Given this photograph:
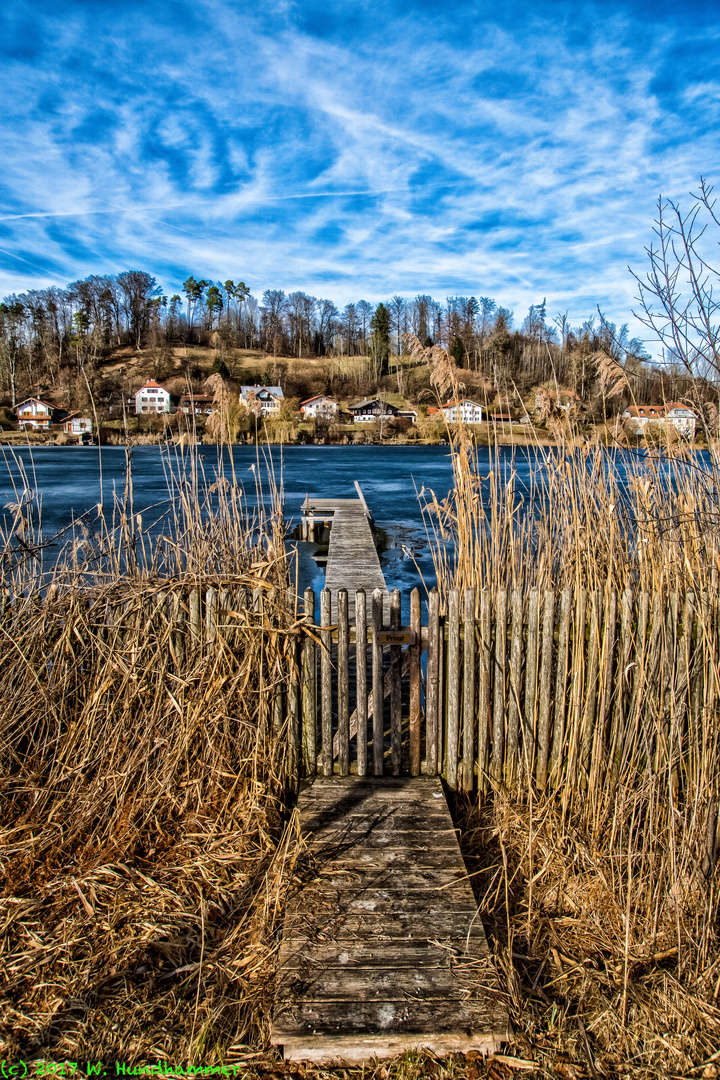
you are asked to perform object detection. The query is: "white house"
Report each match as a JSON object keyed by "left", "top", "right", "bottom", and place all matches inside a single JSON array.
[
  {"left": 16, "top": 397, "right": 54, "bottom": 429},
  {"left": 62, "top": 415, "right": 92, "bottom": 436},
  {"left": 623, "top": 403, "right": 697, "bottom": 439},
  {"left": 240, "top": 385, "right": 284, "bottom": 416},
  {"left": 442, "top": 399, "right": 485, "bottom": 424},
  {"left": 665, "top": 402, "right": 698, "bottom": 438},
  {"left": 300, "top": 394, "right": 338, "bottom": 419},
  {"left": 135, "top": 380, "right": 171, "bottom": 414}
]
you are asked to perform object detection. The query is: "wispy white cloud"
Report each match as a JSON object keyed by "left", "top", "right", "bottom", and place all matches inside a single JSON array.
[{"left": 0, "top": 0, "right": 718, "bottom": 344}]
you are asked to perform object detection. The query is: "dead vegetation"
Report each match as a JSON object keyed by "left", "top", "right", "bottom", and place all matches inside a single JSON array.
[
  {"left": 3, "top": 380, "right": 720, "bottom": 1074},
  {"left": 0, "top": 449, "right": 306, "bottom": 1065}
]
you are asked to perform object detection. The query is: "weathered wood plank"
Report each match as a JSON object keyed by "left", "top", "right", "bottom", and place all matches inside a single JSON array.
[
  {"left": 283, "top": 909, "right": 491, "bottom": 940},
  {"left": 319, "top": 497, "right": 389, "bottom": 621},
  {"left": 273, "top": 777, "right": 506, "bottom": 1063},
  {"left": 280, "top": 937, "right": 482, "bottom": 968}
]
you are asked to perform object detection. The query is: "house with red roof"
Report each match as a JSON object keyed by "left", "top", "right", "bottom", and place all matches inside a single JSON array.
[
  {"left": 135, "top": 380, "right": 171, "bottom": 415},
  {"left": 300, "top": 394, "right": 338, "bottom": 419},
  {"left": 441, "top": 399, "right": 485, "bottom": 424},
  {"left": 623, "top": 403, "right": 697, "bottom": 439}
]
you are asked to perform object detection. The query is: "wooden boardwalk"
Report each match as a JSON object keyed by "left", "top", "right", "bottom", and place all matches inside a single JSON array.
[
  {"left": 302, "top": 488, "right": 389, "bottom": 620},
  {"left": 271, "top": 777, "right": 507, "bottom": 1064}
]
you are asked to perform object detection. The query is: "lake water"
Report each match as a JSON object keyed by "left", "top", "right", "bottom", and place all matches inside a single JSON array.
[
  {"left": 0, "top": 442, "right": 662, "bottom": 603},
  {"left": 0, "top": 444, "right": 524, "bottom": 599}
]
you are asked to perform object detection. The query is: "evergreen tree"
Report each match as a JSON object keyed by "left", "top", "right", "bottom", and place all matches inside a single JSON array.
[{"left": 370, "top": 302, "right": 390, "bottom": 378}]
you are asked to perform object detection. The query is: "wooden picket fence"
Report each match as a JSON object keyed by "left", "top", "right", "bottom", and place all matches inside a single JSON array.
[
  {"left": 287, "top": 583, "right": 719, "bottom": 792},
  {"left": 15, "top": 579, "right": 718, "bottom": 793}
]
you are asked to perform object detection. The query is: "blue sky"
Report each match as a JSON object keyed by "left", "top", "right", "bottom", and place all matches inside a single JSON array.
[{"left": 1, "top": 0, "right": 718, "bottom": 343}]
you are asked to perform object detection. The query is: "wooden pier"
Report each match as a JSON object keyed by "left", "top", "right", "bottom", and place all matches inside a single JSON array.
[
  {"left": 302, "top": 483, "right": 389, "bottom": 620},
  {"left": 272, "top": 777, "right": 507, "bottom": 1064}
]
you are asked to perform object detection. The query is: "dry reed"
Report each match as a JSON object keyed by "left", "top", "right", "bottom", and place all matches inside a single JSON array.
[
  {"left": 402, "top": 330, "right": 720, "bottom": 1076},
  {"left": 0, "top": 447, "right": 304, "bottom": 1066}
]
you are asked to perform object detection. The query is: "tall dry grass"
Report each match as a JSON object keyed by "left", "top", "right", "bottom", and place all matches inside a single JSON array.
[
  {"left": 403, "top": 330, "right": 720, "bottom": 1075},
  {"left": 0, "top": 447, "right": 304, "bottom": 1065}
]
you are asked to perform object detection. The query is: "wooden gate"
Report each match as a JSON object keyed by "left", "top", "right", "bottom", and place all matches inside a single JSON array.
[{"left": 289, "top": 583, "right": 718, "bottom": 792}]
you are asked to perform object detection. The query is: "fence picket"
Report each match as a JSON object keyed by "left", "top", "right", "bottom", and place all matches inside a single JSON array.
[
  {"left": 338, "top": 589, "right": 350, "bottom": 776},
  {"left": 462, "top": 587, "right": 476, "bottom": 791},
  {"left": 321, "top": 588, "right": 332, "bottom": 777},
  {"left": 409, "top": 587, "right": 421, "bottom": 776},
  {"left": 170, "top": 590, "right": 186, "bottom": 670},
  {"left": 390, "top": 589, "right": 402, "bottom": 777},
  {"left": 287, "top": 587, "right": 300, "bottom": 792},
  {"left": 523, "top": 588, "right": 539, "bottom": 780},
  {"left": 356, "top": 590, "right": 368, "bottom": 777},
  {"left": 189, "top": 587, "right": 201, "bottom": 655},
  {"left": 535, "top": 589, "right": 554, "bottom": 788},
  {"left": 478, "top": 588, "right": 492, "bottom": 792},
  {"left": 492, "top": 589, "right": 507, "bottom": 781},
  {"left": 506, "top": 588, "right": 523, "bottom": 782},
  {"left": 426, "top": 589, "right": 440, "bottom": 776},
  {"left": 372, "top": 589, "right": 384, "bottom": 776},
  {"left": 445, "top": 588, "right": 461, "bottom": 790},
  {"left": 550, "top": 587, "right": 572, "bottom": 781},
  {"left": 591, "top": 589, "right": 617, "bottom": 792},
  {"left": 302, "top": 587, "right": 317, "bottom": 776}
]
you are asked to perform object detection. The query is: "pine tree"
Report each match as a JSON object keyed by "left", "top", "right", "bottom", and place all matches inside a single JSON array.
[{"left": 370, "top": 302, "right": 390, "bottom": 378}]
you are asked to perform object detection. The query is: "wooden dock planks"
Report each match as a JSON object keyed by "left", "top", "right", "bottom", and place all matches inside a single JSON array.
[
  {"left": 272, "top": 777, "right": 508, "bottom": 1064},
  {"left": 303, "top": 493, "right": 389, "bottom": 621}
]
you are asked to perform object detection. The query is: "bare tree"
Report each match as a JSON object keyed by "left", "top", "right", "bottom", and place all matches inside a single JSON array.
[{"left": 632, "top": 178, "right": 720, "bottom": 383}]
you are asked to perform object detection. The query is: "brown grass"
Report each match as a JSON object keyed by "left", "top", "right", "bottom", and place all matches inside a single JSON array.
[
  {"left": 400, "top": 329, "right": 720, "bottom": 1077},
  {"left": 0, "top": 450, "right": 306, "bottom": 1065}
]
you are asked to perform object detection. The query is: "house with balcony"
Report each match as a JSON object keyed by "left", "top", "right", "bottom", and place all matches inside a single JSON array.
[
  {"left": 15, "top": 397, "right": 56, "bottom": 429},
  {"left": 240, "top": 385, "right": 284, "bottom": 416},
  {"left": 348, "top": 398, "right": 400, "bottom": 423},
  {"left": 178, "top": 393, "right": 216, "bottom": 415}
]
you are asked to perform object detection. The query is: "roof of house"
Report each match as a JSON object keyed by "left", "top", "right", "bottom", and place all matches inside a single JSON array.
[
  {"left": 179, "top": 393, "right": 215, "bottom": 402},
  {"left": 300, "top": 394, "right": 336, "bottom": 405},
  {"left": 349, "top": 397, "right": 398, "bottom": 410},
  {"left": 241, "top": 384, "right": 283, "bottom": 398},
  {"left": 442, "top": 399, "right": 482, "bottom": 408},
  {"left": 624, "top": 405, "right": 666, "bottom": 418},
  {"left": 137, "top": 380, "right": 166, "bottom": 391},
  {"left": 15, "top": 397, "right": 55, "bottom": 411},
  {"left": 665, "top": 402, "right": 697, "bottom": 414}
]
